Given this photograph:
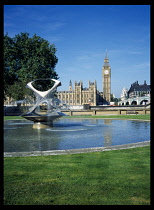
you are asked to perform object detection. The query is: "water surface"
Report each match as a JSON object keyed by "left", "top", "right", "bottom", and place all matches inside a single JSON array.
[{"left": 4, "top": 118, "right": 150, "bottom": 152}]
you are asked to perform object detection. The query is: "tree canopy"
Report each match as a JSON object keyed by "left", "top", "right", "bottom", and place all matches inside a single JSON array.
[{"left": 4, "top": 32, "right": 58, "bottom": 101}]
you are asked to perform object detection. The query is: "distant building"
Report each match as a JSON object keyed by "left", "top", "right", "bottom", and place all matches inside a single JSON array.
[
  {"left": 57, "top": 52, "right": 112, "bottom": 106},
  {"left": 127, "top": 80, "right": 150, "bottom": 98},
  {"left": 121, "top": 87, "right": 128, "bottom": 101},
  {"left": 102, "top": 51, "right": 111, "bottom": 102},
  {"left": 57, "top": 80, "right": 102, "bottom": 106},
  {"left": 119, "top": 80, "right": 151, "bottom": 105}
]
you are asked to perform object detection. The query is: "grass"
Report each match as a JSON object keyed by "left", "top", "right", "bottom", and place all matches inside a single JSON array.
[
  {"left": 4, "top": 116, "right": 23, "bottom": 120},
  {"left": 63, "top": 114, "right": 150, "bottom": 120},
  {"left": 4, "top": 114, "right": 150, "bottom": 121},
  {"left": 4, "top": 146, "right": 150, "bottom": 205}
]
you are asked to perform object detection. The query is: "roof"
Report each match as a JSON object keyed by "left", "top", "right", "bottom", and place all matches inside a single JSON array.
[{"left": 128, "top": 81, "right": 150, "bottom": 94}]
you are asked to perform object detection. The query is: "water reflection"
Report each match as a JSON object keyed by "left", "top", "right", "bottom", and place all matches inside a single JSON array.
[
  {"left": 4, "top": 119, "right": 150, "bottom": 152},
  {"left": 103, "top": 119, "right": 112, "bottom": 147}
]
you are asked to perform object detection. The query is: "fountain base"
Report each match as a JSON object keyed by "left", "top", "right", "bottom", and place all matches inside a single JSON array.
[{"left": 33, "top": 121, "right": 53, "bottom": 129}]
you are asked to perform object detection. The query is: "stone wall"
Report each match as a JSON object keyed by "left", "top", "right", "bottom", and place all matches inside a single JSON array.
[{"left": 61, "top": 107, "right": 150, "bottom": 116}]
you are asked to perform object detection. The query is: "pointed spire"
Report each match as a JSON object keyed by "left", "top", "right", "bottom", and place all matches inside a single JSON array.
[
  {"left": 69, "top": 80, "right": 73, "bottom": 91},
  {"left": 104, "top": 50, "right": 109, "bottom": 66},
  {"left": 105, "top": 49, "right": 108, "bottom": 59},
  {"left": 69, "top": 80, "right": 72, "bottom": 87}
]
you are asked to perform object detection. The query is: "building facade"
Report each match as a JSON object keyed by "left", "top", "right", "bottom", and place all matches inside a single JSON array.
[
  {"left": 57, "top": 80, "right": 100, "bottom": 106},
  {"left": 119, "top": 80, "right": 151, "bottom": 105},
  {"left": 127, "top": 80, "right": 150, "bottom": 98},
  {"left": 120, "top": 87, "right": 128, "bottom": 101}
]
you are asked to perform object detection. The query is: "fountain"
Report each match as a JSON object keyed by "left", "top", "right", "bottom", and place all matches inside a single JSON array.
[
  {"left": 4, "top": 79, "right": 150, "bottom": 156},
  {"left": 22, "top": 78, "right": 66, "bottom": 129}
]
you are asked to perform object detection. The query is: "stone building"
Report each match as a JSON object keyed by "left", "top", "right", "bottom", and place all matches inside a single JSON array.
[
  {"left": 127, "top": 80, "right": 150, "bottom": 98},
  {"left": 120, "top": 87, "right": 128, "bottom": 101},
  {"left": 57, "top": 80, "right": 101, "bottom": 106},
  {"left": 102, "top": 52, "right": 111, "bottom": 102},
  {"left": 119, "top": 80, "right": 151, "bottom": 105}
]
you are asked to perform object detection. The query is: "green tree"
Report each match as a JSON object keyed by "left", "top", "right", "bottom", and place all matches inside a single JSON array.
[{"left": 4, "top": 32, "right": 58, "bottom": 101}]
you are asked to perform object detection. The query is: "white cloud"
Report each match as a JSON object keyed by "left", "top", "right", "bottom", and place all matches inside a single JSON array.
[
  {"left": 39, "top": 21, "right": 66, "bottom": 32},
  {"left": 133, "top": 62, "right": 150, "bottom": 69},
  {"left": 76, "top": 51, "right": 103, "bottom": 61},
  {"left": 128, "top": 51, "right": 143, "bottom": 55}
]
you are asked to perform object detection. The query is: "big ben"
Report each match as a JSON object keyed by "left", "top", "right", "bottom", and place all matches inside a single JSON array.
[{"left": 102, "top": 52, "right": 111, "bottom": 102}]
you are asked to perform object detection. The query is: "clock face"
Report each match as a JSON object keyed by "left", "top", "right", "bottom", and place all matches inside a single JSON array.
[{"left": 104, "top": 70, "right": 109, "bottom": 74}]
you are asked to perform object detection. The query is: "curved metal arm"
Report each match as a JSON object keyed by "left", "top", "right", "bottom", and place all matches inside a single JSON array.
[
  {"left": 26, "top": 79, "right": 61, "bottom": 113},
  {"left": 26, "top": 79, "right": 61, "bottom": 98}
]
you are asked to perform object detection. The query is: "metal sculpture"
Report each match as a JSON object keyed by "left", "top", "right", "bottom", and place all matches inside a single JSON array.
[{"left": 22, "top": 79, "right": 65, "bottom": 125}]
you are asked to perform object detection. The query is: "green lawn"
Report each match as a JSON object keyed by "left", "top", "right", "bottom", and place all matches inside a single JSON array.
[
  {"left": 4, "top": 146, "right": 150, "bottom": 205},
  {"left": 4, "top": 116, "right": 23, "bottom": 120},
  {"left": 63, "top": 114, "right": 150, "bottom": 120},
  {"left": 4, "top": 114, "right": 150, "bottom": 121}
]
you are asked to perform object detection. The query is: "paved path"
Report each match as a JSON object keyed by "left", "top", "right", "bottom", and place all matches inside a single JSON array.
[{"left": 4, "top": 140, "right": 150, "bottom": 157}]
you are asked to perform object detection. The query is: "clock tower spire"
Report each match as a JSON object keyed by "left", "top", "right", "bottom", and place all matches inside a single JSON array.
[{"left": 102, "top": 51, "right": 111, "bottom": 103}]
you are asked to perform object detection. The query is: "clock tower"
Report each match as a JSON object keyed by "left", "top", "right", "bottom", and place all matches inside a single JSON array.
[{"left": 102, "top": 52, "right": 111, "bottom": 102}]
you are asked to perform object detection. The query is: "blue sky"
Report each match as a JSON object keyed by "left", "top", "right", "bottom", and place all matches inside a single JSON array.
[{"left": 4, "top": 5, "right": 150, "bottom": 98}]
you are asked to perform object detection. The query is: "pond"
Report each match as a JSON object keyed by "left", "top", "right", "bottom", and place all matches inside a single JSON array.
[{"left": 4, "top": 118, "right": 150, "bottom": 153}]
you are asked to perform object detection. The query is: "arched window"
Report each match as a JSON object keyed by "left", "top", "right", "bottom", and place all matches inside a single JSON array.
[{"left": 131, "top": 101, "right": 137, "bottom": 105}]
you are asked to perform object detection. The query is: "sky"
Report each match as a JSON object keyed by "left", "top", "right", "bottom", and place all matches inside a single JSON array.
[{"left": 4, "top": 5, "right": 150, "bottom": 98}]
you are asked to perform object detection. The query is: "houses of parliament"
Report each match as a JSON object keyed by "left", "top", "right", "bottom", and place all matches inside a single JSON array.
[{"left": 57, "top": 53, "right": 111, "bottom": 106}]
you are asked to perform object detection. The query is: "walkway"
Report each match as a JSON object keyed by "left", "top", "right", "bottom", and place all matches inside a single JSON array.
[{"left": 4, "top": 140, "right": 150, "bottom": 157}]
